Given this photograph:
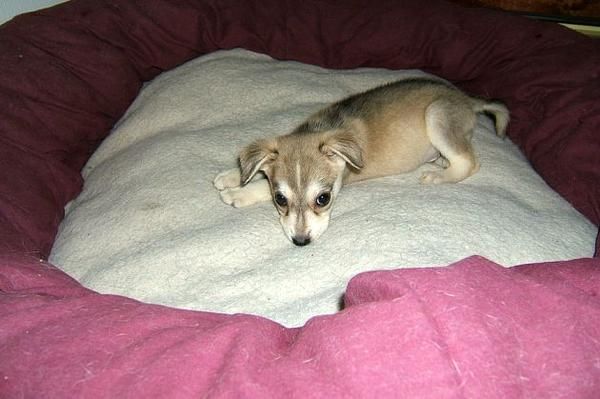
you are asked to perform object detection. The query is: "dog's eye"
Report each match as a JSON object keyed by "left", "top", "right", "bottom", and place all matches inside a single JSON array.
[
  {"left": 315, "top": 192, "right": 331, "bottom": 207},
  {"left": 274, "top": 192, "right": 288, "bottom": 207}
]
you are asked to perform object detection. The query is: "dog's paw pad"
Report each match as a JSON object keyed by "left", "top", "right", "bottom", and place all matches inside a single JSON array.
[{"left": 214, "top": 169, "right": 241, "bottom": 190}]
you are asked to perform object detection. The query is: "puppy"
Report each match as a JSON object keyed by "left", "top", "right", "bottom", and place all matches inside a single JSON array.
[{"left": 214, "top": 77, "right": 509, "bottom": 246}]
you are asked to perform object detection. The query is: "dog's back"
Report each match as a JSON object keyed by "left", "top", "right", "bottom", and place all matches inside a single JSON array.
[
  {"left": 291, "top": 78, "right": 508, "bottom": 183},
  {"left": 293, "top": 78, "right": 452, "bottom": 134}
]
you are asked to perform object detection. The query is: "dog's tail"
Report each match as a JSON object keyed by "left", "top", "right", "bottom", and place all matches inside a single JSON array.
[{"left": 471, "top": 99, "right": 510, "bottom": 137}]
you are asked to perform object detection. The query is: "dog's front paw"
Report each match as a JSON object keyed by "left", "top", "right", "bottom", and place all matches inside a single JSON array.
[
  {"left": 219, "top": 187, "right": 254, "bottom": 208},
  {"left": 214, "top": 168, "right": 241, "bottom": 190}
]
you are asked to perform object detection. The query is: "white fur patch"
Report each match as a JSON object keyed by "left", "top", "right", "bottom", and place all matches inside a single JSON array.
[
  {"left": 306, "top": 182, "right": 326, "bottom": 201},
  {"left": 276, "top": 181, "right": 293, "bottom": 200},
  {"left": 304, "top": 210, "right": 330, "bottom": 241},
  {"left": 281, "top": 212, "right": 297, "bottom": 241}
]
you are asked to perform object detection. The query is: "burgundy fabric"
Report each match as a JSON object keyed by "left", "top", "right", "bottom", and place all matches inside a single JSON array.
[
  {"left": 1, "top": 255, "right": 599, "bottom": 397},
  {"left": 1, "top": 0, "right": 599, "bottom": 397}
]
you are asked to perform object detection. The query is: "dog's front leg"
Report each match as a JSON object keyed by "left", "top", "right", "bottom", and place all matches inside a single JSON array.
[
  {"left": 213, "top": 168, "right": 243, "bottom": 190},
  {"left": 218, "top": 178, "right": 271, "bottom": 208}
]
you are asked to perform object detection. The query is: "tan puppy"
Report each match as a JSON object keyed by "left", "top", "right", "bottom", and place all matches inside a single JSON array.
[{"left": 214, "top": 77, "right": 509, "bottom": 246}]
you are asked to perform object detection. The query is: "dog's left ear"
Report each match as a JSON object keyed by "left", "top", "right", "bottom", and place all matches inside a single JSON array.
[
  {"left": 239, "top": 138, "right": 278, "bottom": 185},
  {"left": 320, "top": 130, "right": 364, "bottom": 170}
]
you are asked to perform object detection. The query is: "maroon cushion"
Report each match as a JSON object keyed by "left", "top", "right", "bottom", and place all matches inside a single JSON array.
[{"left": 1, "top": 0, "right": 599, "bottom": 397}]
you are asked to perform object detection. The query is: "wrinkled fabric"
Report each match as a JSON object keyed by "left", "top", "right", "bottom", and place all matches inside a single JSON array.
[
  {"left": 1, "top": 0, "right": 599, "bottom": 397},
  {"left": 2, "top": 255, "right": 599, "bottom": 397}
]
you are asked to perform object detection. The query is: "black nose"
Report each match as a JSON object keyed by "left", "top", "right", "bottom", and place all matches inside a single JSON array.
[{"left": 292, "top": 236, "right": 311, "bottom": 246}]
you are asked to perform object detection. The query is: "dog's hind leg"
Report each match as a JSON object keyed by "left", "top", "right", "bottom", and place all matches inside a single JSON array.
[
  {"left": 219, "top": 178, "right": 271, "bottom": 208},
  {"left": 420, "top": 98, "right": 479, "bottom": 184}
]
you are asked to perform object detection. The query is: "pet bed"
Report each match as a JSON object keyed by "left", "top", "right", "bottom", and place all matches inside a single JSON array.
[
  {"left": 49, "top": 48, "right": 595, "bottom": 326},
  {"left": 1, "top": 0, "right": 599, "bottom": 397}
]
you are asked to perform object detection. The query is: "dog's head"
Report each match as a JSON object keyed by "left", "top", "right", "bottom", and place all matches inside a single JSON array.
[{"left": 239, "top": 129, "right": 363, "bottom": 246}]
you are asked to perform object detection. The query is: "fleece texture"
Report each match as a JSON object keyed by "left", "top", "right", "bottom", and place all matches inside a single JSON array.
[{"left": 50, "top": 50, "right": 595, "bottom": 327}]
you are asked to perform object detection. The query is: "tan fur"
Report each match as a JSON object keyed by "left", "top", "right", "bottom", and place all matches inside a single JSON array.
[{"left": 214, "top": 78, "right": 509, "bottom": 245}]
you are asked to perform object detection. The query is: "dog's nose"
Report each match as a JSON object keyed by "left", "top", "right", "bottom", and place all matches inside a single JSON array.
[{"left": 292, "top": 236, "right": 311, "bottom": 246}]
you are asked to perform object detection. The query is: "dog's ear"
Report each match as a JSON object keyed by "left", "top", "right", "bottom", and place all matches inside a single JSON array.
[
  {"left": 320, "top": 130, "right": 364, "bottom": 170},
  {"left": 239, "top": 139, "right": 278, "bottom": 185}
]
